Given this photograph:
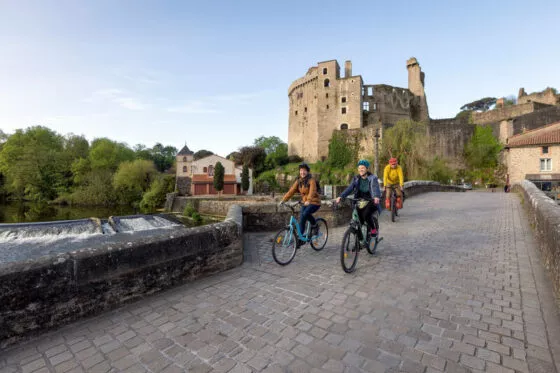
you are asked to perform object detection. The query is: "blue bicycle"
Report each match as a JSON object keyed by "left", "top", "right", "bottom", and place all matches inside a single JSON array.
[{"left": 272, "top": 201, "right": 328, "bottom": 265}]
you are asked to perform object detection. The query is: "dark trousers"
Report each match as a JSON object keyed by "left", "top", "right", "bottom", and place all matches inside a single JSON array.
[
  {"left": 299, "top": 204, "right": 320, "bottom": 236},
  {"left": 357, "top": 201, "right": 378, "bottom": 231}
]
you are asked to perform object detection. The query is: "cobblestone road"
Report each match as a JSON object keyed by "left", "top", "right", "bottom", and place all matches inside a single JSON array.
[{"left": 1, "top": 192, "right": 559, "bottom": 373}]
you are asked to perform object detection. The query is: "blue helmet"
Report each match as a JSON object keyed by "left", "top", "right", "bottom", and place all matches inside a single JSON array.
[{"left": 357, "top": 159, "right": 370, "bottom": 168}]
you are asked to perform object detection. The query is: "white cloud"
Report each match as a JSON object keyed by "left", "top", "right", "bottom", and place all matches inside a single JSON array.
[{"left": 84, "top": 89, "right": 146, "bottom": 111}]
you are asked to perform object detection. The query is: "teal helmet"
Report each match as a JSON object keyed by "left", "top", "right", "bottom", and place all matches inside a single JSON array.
[{"left": 357, "top": 159, "right": 370, "bottom": 168}]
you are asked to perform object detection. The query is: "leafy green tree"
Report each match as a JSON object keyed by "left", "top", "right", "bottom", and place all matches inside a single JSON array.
[
  {"left": 213, "top": 162, "right": 225, "bottom": 197},
  {"left": 89, "top": 138, "right": 135, "bottom": 171},
  {"left": 113, "top": 159, "right": 157, "bottom": 205},
  {"left": 464, "top": 125, "right": 502, "bottom": 184},
  {"left": 194, "top": 149, "right": 214, "bottom": 160},
  {"left": 0, "top": 126, "right": 66, "bottom": 201},
  {"left": 265, "top": 143, "right": 289, "bottom": 168},
  {"left": 380, "top": 120, "right": 429, "bottom": 180},
  {"left": 134, "top": 144, "right": 152, "bottom": 160},
  {"left": 460, "top": 97, "right": 497, "bottom": 112},
  {"left": 238, "top": 146, "right": 267, "bottom": 176},
  {"left": 241, "top": 164, "right": 250, "bottom": 192},
  {"left": 139, "top": 174, "right": 175, "bottom": 212},
  {"left": 328, "top": 131, "right": 357, "bottom": 168},
  {"left": 151, "top": 143, "right": 177, "bottom": 172},
  {"left": 427, "top": 156, "right": 454, "bottom": 184},
  {"left": 254, "top": 136, "right": 285, "bottom": 155},
  {"left": 68, "top": 169, "right": 117, "bottom": 206}
]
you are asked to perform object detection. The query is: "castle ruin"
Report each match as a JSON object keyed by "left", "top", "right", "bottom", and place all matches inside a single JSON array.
[{"left": 287, "top": 58, "right": 429, "bottom": 163}]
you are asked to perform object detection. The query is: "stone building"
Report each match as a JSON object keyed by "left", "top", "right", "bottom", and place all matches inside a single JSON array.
[
  {"left": 504, "top": 121, "right": 560, "bottom": 189},
  {"left": 175, "top": 148, "right": 253, "bottom": 196},
  {"left": 287, "top": 58, "right": 429, "bottom": 162}
]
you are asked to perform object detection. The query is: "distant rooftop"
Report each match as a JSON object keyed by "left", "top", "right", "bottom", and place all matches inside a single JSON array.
[
  {"left": 177, "top": 145, "right": 194, "bottom": 155},
  {"left": 507, "top": 121, "right": 560, "bottom": 147}
]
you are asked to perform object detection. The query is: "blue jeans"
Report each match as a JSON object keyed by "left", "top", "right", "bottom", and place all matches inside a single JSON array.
[{"left": 299, "top": 204, "right": 320, "bottom": 237}]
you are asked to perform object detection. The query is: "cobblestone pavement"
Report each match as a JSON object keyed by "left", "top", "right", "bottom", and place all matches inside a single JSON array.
[{"left": 2, "top": 192, "right": 560, "bottom": 373}]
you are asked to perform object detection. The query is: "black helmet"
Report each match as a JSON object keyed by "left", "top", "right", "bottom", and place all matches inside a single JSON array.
[{"left": 298, "top": 162, "right": 310, "bottom": 172}]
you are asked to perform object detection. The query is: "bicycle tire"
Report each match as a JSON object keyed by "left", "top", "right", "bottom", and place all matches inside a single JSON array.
[
  {"left": 341, "top": 228, "right": 359, "bottom": 273},
  {"left": 391, "top": 195, "right": 396, "bottom": 223},
  {"left": 310, "top": 218, "right": 328, "bottom": 251},
  {"left": 272, "top": 228, "right": 297, "bottom": 265}
]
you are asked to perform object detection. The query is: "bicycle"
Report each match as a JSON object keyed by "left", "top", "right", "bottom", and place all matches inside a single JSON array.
[
  {"left": 384, "top": 187, "right": 400, "bottom": 222},
  {"left": 337, "top": 197, "right": 383, "bottom": 273},
  {"left": 272, "top": 201, "right": 328, "bottom": 265}
]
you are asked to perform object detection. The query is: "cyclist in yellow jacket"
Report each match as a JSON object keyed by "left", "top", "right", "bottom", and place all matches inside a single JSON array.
[{"left": 383, "top": 157, "right": 404, "bottom": 209}]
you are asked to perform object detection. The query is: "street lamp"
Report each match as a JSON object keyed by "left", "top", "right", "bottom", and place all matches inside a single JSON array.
[{"left": 374, "top": 128, "right": 380, "bottom": 176}]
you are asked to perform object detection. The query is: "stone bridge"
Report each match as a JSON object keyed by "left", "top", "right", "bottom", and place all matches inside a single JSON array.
[{"left": 1, "top": 192, "right": 560, "bottom": 373}]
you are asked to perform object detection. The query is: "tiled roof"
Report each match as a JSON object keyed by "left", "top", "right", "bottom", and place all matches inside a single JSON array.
[
  {"left": 507, "top": 121, "right": 560, "bottom": 147},
  {"left": 192, "top": 174, "right": 237, "bottom": 183},
  {"left": 177, "top": 145, "right": 194, "bottom": 155}
]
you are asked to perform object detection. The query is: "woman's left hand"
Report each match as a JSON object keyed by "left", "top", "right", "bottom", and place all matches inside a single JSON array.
[
  {"left": 374, "top": 197, "right": 380, "bottom": 205},
  {"left": 304, "top": 201, "right": 310, "bottom": 206}
]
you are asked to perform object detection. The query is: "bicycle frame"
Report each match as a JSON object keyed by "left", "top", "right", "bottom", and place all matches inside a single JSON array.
[{"left": 283, "top": 203, "right": 313, "bottom": 242}]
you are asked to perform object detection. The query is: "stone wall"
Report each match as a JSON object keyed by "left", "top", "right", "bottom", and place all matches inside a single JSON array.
[
  {"left": 511, "top": 105, "right": 560, "bottom": 134},
  {"left": 428, "top": 118, "right": 474, "bottom": 162},
  {"left": 472, "top": 102, "right": 547, "bottom": 125},
  {"left": 0, "top": 206, "right": 243, "bottom": 348},
  {"left": 513, "top": 180, "right": 560, "bottom": 298},
  {"left": 176, "top": 176, "right": 191, "bottom": 196}
]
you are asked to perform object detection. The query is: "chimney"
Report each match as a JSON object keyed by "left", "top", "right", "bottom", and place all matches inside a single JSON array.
[{"left": 344, "top": 60, "right": 352, "bottom": 78}]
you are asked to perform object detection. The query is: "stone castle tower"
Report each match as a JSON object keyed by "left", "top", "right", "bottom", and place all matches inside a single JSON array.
[{"left": 287, "top": 58, "right": 429, "bottom": 162}]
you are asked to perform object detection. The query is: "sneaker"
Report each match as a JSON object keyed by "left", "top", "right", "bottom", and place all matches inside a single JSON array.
[{"left": 296, "top": 239, "right": 305, "bottom": 249}]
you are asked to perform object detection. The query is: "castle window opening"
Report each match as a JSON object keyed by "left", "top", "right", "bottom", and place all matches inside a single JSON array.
[
  {"left": 295, "top": 110, "right": 298, "bottom": 116},
  {"left": 323, "top": 68, "right": 328, "bottom": 75},
  {"left": 208, "top": 165, "right": 214, "bottom": 176},
  {"left": 324, "top": 79, "right": 330, "bottom": 87},
  {"left": 342, "top": 107, "right": 347, "bottom": 114},
  {"left": 373, "top": 103, "right": 377, "bottom": 111},
  {"left": 203, "top": 167, "right": 208, "bottom": 173},
  {"left": 340, "top": 124, "right": 348, "bottom": 130},
  {"left": 363, "top": 102, "right": 369, "bottom": 111},
  {"left": 326, "top": 105, "right": 329, "bottom": 109},
  {"left": 183, "top": 166, "right": 187, "bottom": 173},
  {"left": 326, "top": 93, "right": 329, "bottom": 98},
  {"left": 368, "top": 87, "right": 373, "bottom": 96},
  {"left": 304, "top": 107, "right": 307, "bottom": 113},
  {"left": 542, "top": 146, "right": 549, "bottom": 154},
  {"left": 540, "top": 158, "right": 552, "bottom": 172},
  {"left": 183, "top": 156, "right": 187, "bottom": 162},
  {"left": 341, "top": 97, "right": 346, "bottom": 103}
]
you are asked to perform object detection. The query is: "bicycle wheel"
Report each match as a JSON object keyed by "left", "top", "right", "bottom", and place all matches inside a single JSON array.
[
  {"left": 391, "top": 196, "right": 396, "bottom": 223},
  {"left": 310, "top": 218, "right": 328, "bottom": 251},
  {"left": 341, "top": 228, "right": 359, "bottom": 273},
  {"left": 272, "top": 228, "right": 297, "bottom": 265}
]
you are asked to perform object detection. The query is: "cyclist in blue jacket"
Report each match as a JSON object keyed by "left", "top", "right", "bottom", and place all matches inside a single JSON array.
[{"left": 336, "top": 159, "right": 382, "bottom": 236}]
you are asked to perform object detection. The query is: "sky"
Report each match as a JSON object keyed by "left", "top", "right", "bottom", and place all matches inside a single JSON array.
[{"left": 0, "top": 0, "right": 559, "bottom": 156}]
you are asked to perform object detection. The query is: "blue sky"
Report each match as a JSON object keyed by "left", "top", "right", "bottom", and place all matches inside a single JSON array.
[{"left": 1, "top": 0, "right": 558, "bottom": 156}]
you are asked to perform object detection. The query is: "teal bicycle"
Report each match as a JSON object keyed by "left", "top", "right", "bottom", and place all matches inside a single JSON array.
[
  {"left": 337, "top": 197, "right": 383, "bottom": 273},
  {"left": 272, "top": 201, "right": 328, "bottom": 265}
]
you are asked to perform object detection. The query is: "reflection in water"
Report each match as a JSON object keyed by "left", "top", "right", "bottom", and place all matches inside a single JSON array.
[{"left": 0, "top": 202, "right": 137, "bottom": 224}]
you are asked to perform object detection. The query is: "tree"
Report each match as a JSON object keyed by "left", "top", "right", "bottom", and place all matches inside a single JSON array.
[
  {"left": 241, "top": 164, "right": 250, "bottom": 193},
  {"left": 139, "top": 174, "right": 175, "bottom": 212},
  {"left": 150, "top": 143, "right": 177, "bottom": 172},
  {"left": 238, "top": 146, "right": 267, "bottom": 176},
  {"left": 464, "top": 125, "right": 502, "bottom": 184},
  {"left": 265, "top": 143, "right": 289, "bottom": 169},
  {"left": 113, "top": 159, "right": 158, "bottom": 205},
  {"left": 0, "top": 126, "right": 66, "bottom": 201},
  {"left": 213, "top": 162, "right": 225, "bottom": 198},
  {"left": 328, "top": 130, "right": 359, "bottom": 168},
  {"left": 194, "top": 149, "right": 214, "bottom": 160},
  {"left": 89, "top": 138, "right": 135, "bottom": 171},
  {"left": 381, "top": 120, "right": 430, "bottom": 180},
  {"left": 460, "top": 97, "right": 497, "bottom": 112},
  {"left": 254, "top": 136, "right": 285, "bottom": 155}
]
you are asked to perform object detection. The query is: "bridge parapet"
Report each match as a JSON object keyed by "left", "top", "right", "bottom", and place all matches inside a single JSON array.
[{"left": 514, "top": 180, "right": 560, "bottom": 297}]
